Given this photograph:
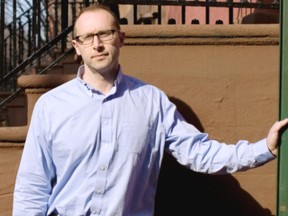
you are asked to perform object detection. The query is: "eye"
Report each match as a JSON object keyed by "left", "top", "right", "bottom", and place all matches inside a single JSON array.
[
  {"left": 98, "top": 31, "right": 109, "bottom": 38},
  {"left": 82, "top": 34, "right": 94, "bottom": 40}
]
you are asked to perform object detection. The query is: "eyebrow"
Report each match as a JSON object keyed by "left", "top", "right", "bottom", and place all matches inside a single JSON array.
[{"left": 78, "top": 28, "right": 115, "bottom": 35}]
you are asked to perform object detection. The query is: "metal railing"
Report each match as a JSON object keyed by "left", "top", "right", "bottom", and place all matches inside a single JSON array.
[
  {"left": 107, "top": 0, "right": 280, "bottom": 25},
  {"left": 0, "top": 0, "right": 99, "bottom": 91}
]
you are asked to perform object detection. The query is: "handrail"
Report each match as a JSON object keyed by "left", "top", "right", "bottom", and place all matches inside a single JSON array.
[
  {"left": 0, "top": 25, "right": 73, "bottom": 85},
  {"left": 0, "top": 47, "right": 75, "bottom": 109},
  {"left": 0, "top": 1, "right": 96, "bottom": 91},
  {"left": 0, "top": 24, "right": 74, "bottom": 110}
]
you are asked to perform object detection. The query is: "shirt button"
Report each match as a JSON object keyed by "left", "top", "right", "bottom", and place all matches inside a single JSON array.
[
  {"left": 90, "top": 205, "right": 99, "bottom": 214},
  {"left": 100, "top": 166, "right": 106, "bottom": 171}
]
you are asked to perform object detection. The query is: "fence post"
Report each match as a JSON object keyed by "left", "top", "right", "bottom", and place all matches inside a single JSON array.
[
  {"left": 61, "top": 0, "right": 68, "bottom": 53},
  {"left": 277, "top": 0, "right": 288, "bottom": 215},
  {"left": 0, "top": 0, "right": 5, "bottom": 79}
]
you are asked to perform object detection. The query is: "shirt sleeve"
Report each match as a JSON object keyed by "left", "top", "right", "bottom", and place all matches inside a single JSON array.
[
  {"left": 13, "top": 98, "right": 55, "bottom": 215},
  {"left": 162, "top": 95, "right": 275, "bottom": 174}
]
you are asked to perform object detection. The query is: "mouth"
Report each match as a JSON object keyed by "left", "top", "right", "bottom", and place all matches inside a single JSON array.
[{"left": 92, "top": 53, "right": 108, "bottom": 60}]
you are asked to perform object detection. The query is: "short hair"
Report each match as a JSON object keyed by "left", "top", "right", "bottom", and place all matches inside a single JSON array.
[{"left": 73, "top": 4, "right": 121, "bottom": 38}]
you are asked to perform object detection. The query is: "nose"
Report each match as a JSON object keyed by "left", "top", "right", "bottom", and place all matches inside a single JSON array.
[{"left": 92, "top": 35, "right": 102, "bottom": 48}]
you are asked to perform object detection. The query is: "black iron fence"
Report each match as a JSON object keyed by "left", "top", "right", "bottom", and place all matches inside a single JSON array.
[
  {"left": 0, "top": 0, "right": 99, "bottom": 91},
  {"left": 105, "top": 0, "right": 280, "bottom": 25}
]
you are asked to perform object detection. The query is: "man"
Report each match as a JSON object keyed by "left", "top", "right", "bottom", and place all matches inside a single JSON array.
[{"left": 13, "top": 4, "right": 288, "bottom": 216}]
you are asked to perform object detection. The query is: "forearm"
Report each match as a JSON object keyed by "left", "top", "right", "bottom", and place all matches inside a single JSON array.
[{"left": 168, "top": 132, "right": 275, "bottom": 174}]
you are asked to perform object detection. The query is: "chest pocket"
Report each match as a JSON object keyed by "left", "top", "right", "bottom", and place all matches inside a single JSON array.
[{"left": 117, "top": 121, "right": 151, "bottom": 155}]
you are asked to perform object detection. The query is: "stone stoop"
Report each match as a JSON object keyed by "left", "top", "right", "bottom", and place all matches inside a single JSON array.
[
  {"left": 0, "top": 142, "right": 24, "bottom": 216},
  {"left": 34, "top": 51, "right": 81, "bottom": 75},
  {"left": 0, "top": 74, "right": 75, "bottom": 216},
  {"left": 0, "top": 51, "right": 80, "bottom": 216},
  {"left": 1, "top": 51, "right": 81, "bottom": 128}
]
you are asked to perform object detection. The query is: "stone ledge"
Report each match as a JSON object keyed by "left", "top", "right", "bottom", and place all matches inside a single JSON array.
[
  {"left": 0, "top": 142, "right": 24, "bottom": 148},
  {"left": 122, "top": 24, "right": 279, "bottom": 45},
  {"left": 17, "top": 74, "right": 76, "bottom": 89},
  {"left": 0, "top": 126, "right": 28, "bottom": 142}
]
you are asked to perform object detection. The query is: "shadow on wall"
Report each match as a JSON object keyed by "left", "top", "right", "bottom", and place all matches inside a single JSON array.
[
  {"left": 154, "top": 97, "right": 274, "bottom": 216},
  {"left": 240, "top": 12, "right": 279, "bottom": 24},
  {"left": 239, "top": 0, "right": 279, "bottom": 24}
]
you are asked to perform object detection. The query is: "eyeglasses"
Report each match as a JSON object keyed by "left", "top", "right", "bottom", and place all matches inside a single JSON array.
[{"left": 74, "top": 29, "right": 116, "bottom": 45}]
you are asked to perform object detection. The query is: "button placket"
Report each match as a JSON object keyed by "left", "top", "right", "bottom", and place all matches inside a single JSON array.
[{"left": 89, "top": 98, "right": 114, "bottom": 214}]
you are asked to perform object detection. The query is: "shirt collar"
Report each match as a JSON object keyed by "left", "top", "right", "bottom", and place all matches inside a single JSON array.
[{"left": 76, "top": 65, "right": 123, "bottom": 97}]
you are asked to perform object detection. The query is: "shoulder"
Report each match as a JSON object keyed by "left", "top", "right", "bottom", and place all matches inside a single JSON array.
[
  {"left": 122, "top": 74, "right": 164, "bottom": 95},
  {"left": 35, "top": 78, "right": 78, "bottom": 106},
  {"left": 121, "top": 73, "right": 171, "bottom": 107}
]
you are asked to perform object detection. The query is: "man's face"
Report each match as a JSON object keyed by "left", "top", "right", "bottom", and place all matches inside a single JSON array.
[{"left": 72, "top": 10, "right": 124, "bottom": 74}]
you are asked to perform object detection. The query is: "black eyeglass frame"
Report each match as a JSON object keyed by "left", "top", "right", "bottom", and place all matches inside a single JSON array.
[{"left": 74, "top": 29, "right": 117, "bottom": 45}]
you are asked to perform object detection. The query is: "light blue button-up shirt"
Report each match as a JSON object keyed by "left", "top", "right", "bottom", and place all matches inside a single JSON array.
[{"left": 13, "top": 65, "right": 274, "bottom": 216}]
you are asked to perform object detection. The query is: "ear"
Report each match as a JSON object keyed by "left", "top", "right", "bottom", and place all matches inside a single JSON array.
[
  {"left": 119, "top": 31, "right": 125, "bottom": 47},
  {"left": 72, "top": 39, "right": 81, "bottom": 56}
]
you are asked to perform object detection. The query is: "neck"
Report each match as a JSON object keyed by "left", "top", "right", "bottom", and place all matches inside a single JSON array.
[{"left": 82, "top": 65, "right": 118, "bottom": 95}]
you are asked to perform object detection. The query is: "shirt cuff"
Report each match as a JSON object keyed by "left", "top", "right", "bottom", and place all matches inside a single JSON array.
[{"left": 251, "top": 138, "right": 275, "bottom": 166}]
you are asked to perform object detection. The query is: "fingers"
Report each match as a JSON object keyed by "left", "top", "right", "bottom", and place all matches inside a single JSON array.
[
  {"left": 266, "top": 118, "right": 288, "bottom": 156},
  {"left": 270, "top": 118, "right": 288, "bottom": 134}
]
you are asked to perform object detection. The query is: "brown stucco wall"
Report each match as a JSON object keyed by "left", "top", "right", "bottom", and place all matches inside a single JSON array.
[
  {"left": 0, "top": 24, "right": 280, "bottom": 215},
  {"left": 120, "top": 24, "right": 280, "bottom": 215}
]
